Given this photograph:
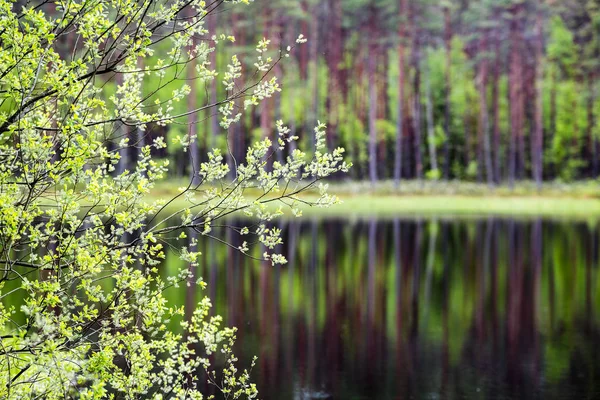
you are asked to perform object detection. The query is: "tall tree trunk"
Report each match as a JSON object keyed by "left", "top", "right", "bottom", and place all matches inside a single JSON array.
[
  {"left": 508, "top": 3, "right": 524, "bottom": 188},
  {"left": 188, "top": 6, "right": 200, "bottom": 184},
  {"left": 326, "top": 0, "right": 343, "bottom": 152},
  {"left": 549, "top": 65, "right": 557, "bottom": 179},
  {"left": 299, "top": 1, "right": 309, "bottom": 80},
  {"left": 378, "top": 51, "right": 389, "bottom": 178},
  {"left": 442, "top": 4, "right": 452, "bottom": 179},
  {"left": 260, "top": 5, "right": 273, "bottom": 142},
  {"left": 285, "top": 23, "right": 298, "bottom": 157},
  {"left": 572, "top": 88, "right": 580, "bottom": 178},
  {"left": 492, "top": 26, "right": 502, "bottom": 183},
  {"left": 425, "top": 49, "right": 438, "bottom": 176},
  {"left": 274, "top": 13, "right": 284, "bottom": 164},
  {"left": 228, "top": 11, "right": 244, "bottom": 180},
  {"left": 308, "top": 1, "right": 320, "bottom": 152},
  {"left": 411, "top": 10, "right": 423, "bottom": 182},
  {"left": 394, "top": 0, "right": 408, "bottom": 186},
  {"left": 478, "top": 31, "right": 493, "bottom": 186},
  {"left": 135, "top": 57, "right": 145, "bottom": 176},
  {"left": 115, "top": 73, "right": 129, "bottom": 176},
  {"left": 355, "top": 58, "right": 367, "bottom": 179},
  {"left": 208, "top": 10, "right": 218, "bottom": 151},
  {"left": 368, "top": 6, "right": 378, "bottom": 183},
  {"left": 464, "top": 90, "right": 472, "bottom": 174},
  {"left": 532, "top": 10, "right": 544, "bottom": 188},
  {"left": 590, "top": 72, "right": 598, "bottom": 178}
]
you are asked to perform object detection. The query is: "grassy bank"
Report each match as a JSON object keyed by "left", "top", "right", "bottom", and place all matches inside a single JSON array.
[{"left": 150, "top": 180, "right": 600, "bottom": 219}]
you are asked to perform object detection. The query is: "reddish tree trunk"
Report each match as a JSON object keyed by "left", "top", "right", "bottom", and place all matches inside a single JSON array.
[
  {"left": 411, "top": 5, "right": 423, "bottom": 181},
  {"left": 299, "top": 1, "right": 309, "bottom": 80},
  {"left": 590, "top": 72, "right": 598, "bottom": 177},
  {"left": 378, "top": 51, "right": 388, "bottom": 177},
  {"left": 394, "top": 0, "right": 408, "bottom": 185},
  {"left": 508, "top": 4, "right": 525, "bottom": 188},
  {"left": 308, "top": 1, "right": 320, "bottom": 150},
  {"left": 442, "top": 5, "right": 452, "bottom": 179},
  {"left": 478, "top": 30, "right": 493, "bottom": 186},
  {"left": 492, "top": 26, "right": 502, "bottom": 183},
  {"left": 549, "top": 67, "right": 557, "bottom": 178},
  {"left": 228, "top": 11, "right": 245, "bottom": 178},
  {"left": 326, "top": 0, "right": 344, "bottom": 151},
  {"left": 208, "top": 10, "right": 218, "bottom": 151},
  {"left": 532, "top": 10, "right": 544, "bottom": 188},
  {"left": 260, "top": 5, "right": 273, "bottom": 156},
  {"left": 368, "top": 5, "right": 378, "bottom": 183},
  {"left": 188, "top": 6, "right": 200, "bottom": 184}
]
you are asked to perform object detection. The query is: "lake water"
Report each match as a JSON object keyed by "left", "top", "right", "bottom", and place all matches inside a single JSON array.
[{"left": 163, "top": 217, "right": 600, "bottom": 400}]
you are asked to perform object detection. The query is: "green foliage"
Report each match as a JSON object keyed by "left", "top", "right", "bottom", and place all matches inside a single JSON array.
[
  {"left": 0, "top": 1, "right": 349, "bottom": 398},
  {"left": 449, "top": 37, "right": 479, "bottom": 146},
  {"left": 547, "top": 16, "right": 577, "bottom": 77}
]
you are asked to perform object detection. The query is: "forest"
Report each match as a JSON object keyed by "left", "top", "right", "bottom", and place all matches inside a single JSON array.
[
  {"left": 102, "top": 0, "right": 600, "bottom": 186},
  {"left": 2, "top": 1, "right": 600, "bottom": 399}
]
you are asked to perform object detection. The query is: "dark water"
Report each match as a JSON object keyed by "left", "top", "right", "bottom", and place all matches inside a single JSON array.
[{"left": 165, "top": 218, "right": 600, "bottom": 400}]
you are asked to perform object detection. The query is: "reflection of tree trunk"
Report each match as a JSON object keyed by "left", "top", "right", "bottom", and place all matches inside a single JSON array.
[
  {"left": 490, "top": 220, "right": 499, "bottom": 354},
  {"left": 394, "top": 218, "right": 403, "bottom": 338},
  {"left": 307, "top": 220, "right": 318, "bottom": 390},
  {"left": 586, "top": 225, "right": 594, "bottom": 330},
  {"left": 271, "top": 224, "right": 283, "bottom": 384},
  {"left": 441, "top": 222, "right": 450, "bottom": 398},
  {"left": 549, "top": 250, "right": 555, "bottom": 332},
  {"left": 411, "top": 221, "right": 422, "bottom": 341},
  {"left": 506, "top": 221, "right": 517, "bottom": 367},
  {"left": 208, "top": 237, "right": 217, "bottom": 314},
  {"left": 324, "top": 222, "right": 341, "bottom": 395},
  {"left": 532, "top": 219, "right": 542, "bottom": 381},
  {"left": 285, "top": 222, "right": 298, "bottom": 380},
  {"left": 423, "top": 219, "right": 438, "bottom": 328},
  {"left": 185, "top": 230, "right": 199, "bottom": 334},
  {"left": 478, "top": 219, "right": 493, "bottom": 346},
  {"left": 226, "top": 226, "right": 238, "bottom": 329},
  {"left": 368, "top": 219, "right": 377, "bottom": 322}
]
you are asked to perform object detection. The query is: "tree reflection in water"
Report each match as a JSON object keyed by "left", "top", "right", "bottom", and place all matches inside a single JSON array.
[{"left": 159, "top": 218, "right": 600, "bottom": 400}]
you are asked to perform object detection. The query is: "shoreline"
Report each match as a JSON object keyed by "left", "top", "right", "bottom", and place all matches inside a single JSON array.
[{"left": 150, "top": 180, "right": 600, "bottom": 220}]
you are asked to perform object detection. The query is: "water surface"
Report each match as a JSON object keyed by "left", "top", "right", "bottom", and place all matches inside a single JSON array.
[{"left": 164, "top": 218, "right": 600, "bottom": 400}]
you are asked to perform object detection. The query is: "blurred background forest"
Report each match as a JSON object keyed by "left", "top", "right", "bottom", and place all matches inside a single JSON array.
[{"left": 84, "top": 0, "right": 600, "bottom": 185}]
